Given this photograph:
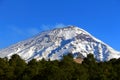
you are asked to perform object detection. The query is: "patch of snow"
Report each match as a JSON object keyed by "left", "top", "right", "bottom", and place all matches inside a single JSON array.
[{"left": 0, "top": 26, "right": 120, "bottom": 62}]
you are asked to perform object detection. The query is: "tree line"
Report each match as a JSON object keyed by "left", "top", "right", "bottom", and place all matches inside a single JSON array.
[{"left": 0, "top": 53, "right": 120, "bottom": 80}]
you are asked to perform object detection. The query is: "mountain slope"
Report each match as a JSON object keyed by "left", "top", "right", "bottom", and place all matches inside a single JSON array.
[{"left": 0, "top": 26, "right": 120, "bottom": 61}]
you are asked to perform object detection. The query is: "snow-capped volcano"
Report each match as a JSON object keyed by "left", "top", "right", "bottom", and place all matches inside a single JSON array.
[{"left": 0, "top": 26, "right": 120, "bottom": 61}]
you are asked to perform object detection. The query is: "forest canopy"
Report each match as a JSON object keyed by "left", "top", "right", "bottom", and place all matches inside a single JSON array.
[{"left": 0, "top": 53, "right": 120, "bottom": 80}]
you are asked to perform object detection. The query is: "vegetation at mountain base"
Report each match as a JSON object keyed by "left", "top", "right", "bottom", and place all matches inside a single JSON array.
[{"left": 0, "top": 53, "right": 120, "bottom": 80}]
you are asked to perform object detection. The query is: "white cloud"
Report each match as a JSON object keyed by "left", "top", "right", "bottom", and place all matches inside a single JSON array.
[
  {"left": 8, "top": 26, "right": 25, "bottom": 36},
  {"left": 8, "top": 26, "right": 40, "bottom": 37},
  {"left": 40, "top": 23, "right": 66, "bottom": 30},
  {"left": 7, "top": 23, "right": 66, "bottom": 37},
  {"left": 40, "top": 24, "right": 51, "bottom": 31},
  {"left": 54, "top": 23, "right": 66, "bottom": 28},
  {"left": 27, "top": 28, "right": 40, "bottom": 35}
]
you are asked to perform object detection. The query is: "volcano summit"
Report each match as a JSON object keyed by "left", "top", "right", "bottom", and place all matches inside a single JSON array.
[{"left": 0, "top": 26, "right": 120, "bottom": 62}]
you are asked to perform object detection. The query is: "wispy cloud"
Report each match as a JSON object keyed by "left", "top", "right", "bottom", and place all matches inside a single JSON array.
[
  {"left": 7, "top": 26, "right": 25, "bottom": 36},
  {"left": 27, "top": 28, "right": 40, "bottom": 35},
  {"left": 54, "top": 23, "right": 66, "bottom": 28},
  {"left": 7, "top": 26, "right": 40, "bottom": 37},
  {"left": 7, "top": 23, "right": 66, "bottom": 37},
  {"left": 40, "top": 24, "right": 51, "bottom": 31},
  {"left": 40, "top": 23, "right": 66, "bottom": 30}
]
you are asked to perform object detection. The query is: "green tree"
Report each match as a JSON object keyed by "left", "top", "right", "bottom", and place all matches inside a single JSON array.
[{"left": 9, "top": 54, "right": 26, "bottom": 80}]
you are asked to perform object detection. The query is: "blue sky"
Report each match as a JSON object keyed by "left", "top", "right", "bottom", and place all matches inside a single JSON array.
[{"left": 0, "top": 0, "right": 120, "bottom": 51}]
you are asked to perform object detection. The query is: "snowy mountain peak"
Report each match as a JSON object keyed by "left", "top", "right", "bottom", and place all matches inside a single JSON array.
[{"left": 0, "top": 26, "right": 120, "bottom": 62}]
